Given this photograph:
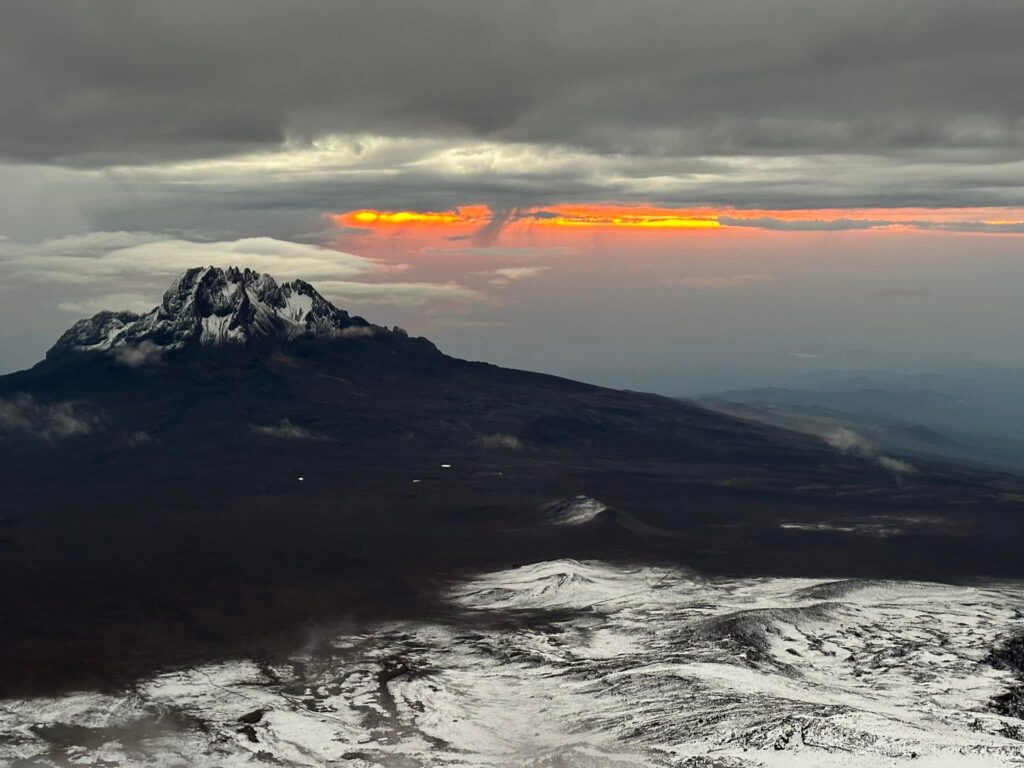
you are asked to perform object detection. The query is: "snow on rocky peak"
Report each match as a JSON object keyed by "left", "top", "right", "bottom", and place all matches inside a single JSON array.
[{"left": 48, "top": 266, "right": 398, "bottom": 358}]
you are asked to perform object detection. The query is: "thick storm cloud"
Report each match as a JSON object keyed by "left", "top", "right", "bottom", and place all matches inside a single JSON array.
[
  {"left": 2, "top": 0, "right": 1022, "bottom": 170},
  {"left": 0, "top": 0, "right": 1022, "bottom": 222}
]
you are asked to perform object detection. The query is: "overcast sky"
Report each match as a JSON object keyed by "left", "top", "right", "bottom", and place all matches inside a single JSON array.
[{"left": 2, "top": 1, "right": 1023, "bottom": 391}]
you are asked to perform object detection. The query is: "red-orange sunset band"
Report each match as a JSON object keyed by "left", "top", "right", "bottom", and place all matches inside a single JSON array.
[{"left": 332, "top": 205, "right": 1024, "bottom": 234}]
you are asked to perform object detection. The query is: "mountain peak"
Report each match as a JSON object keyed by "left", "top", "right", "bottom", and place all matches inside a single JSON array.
[{"left": 48, "top": 266, "right": 399, "bottom": 358}]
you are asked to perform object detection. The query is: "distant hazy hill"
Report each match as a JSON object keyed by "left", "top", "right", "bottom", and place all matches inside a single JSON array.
[{"left": 702, "top": 367, "right": 1024, "bottom": 471}]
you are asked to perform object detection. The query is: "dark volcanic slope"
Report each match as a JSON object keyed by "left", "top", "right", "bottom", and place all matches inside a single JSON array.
[{"left": 2, "top": 268, "right": 1023, "bottom": 695}]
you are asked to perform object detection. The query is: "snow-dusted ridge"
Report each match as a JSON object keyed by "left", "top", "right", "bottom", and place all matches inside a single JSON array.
[
  {"left": 8, "top": 560, "right": 1024, "bottom": 766},
  {"left": 47, "top": 266, "right": 404, "bottom": 358}
]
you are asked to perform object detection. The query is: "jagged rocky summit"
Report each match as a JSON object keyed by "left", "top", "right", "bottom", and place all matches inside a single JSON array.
[{"left": 48, "top": 266, "right": 406, "bottom": 358}]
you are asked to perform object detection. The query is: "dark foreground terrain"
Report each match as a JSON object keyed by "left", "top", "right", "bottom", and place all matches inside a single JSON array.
[
  {"left": 1, "top": 266, "right": 1023, "bottom": 703},
  {"left": 3, "top": 328, "right": 1024, "bottom": 699}
]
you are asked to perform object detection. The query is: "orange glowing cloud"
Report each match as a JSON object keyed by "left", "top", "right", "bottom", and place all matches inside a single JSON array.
[
  {"left": 334, "top": 206, "right": 491, "bottom": 229},
  {"left": 329, "top": 204, "right": 1024, "bottom": 239},
  {"left": 347, "top": 210, "right": 460, "bottom": 226},
  {"left": 524, "top": 205, "right": 720, "bottom": 229}
]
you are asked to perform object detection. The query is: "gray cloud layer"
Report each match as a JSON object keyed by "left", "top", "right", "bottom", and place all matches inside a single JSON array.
[
  {"left": 2, "top": 1, "right": 1022, "bottom": 175},
  {"left": 0, "top": 1, "right": 1022, "bottom": 243}
]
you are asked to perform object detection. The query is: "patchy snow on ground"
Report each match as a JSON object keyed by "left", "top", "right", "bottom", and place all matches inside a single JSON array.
[{"left": 5, "top": 560, "right": 1024, "bottom": 766}]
